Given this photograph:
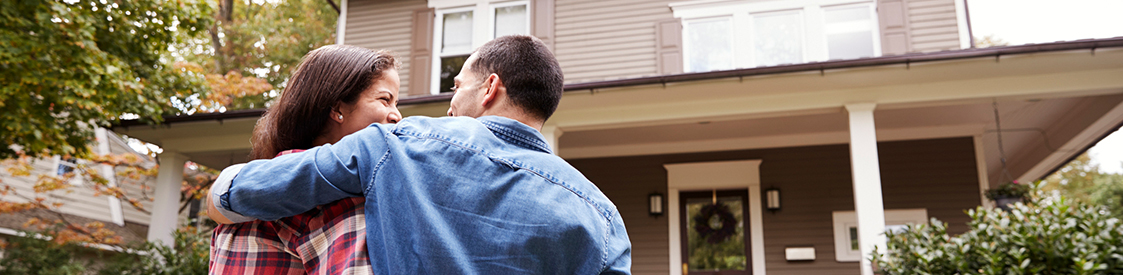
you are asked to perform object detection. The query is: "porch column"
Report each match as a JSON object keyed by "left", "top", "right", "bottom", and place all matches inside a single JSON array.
[
  {"left": 845, "top": 103, "right": 887, "bottom": 275},
  {"left": 541, "top": 125, "right": 564, "bottom": 155},
  {"left": 147, "top": 151, "right": 187, "bottom": 247}
]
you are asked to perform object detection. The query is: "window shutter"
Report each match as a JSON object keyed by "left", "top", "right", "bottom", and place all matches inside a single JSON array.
[
  {"left": 656, "top": 19, "right": 683, "bottom": 75},
  {"left": 877, "top": 0, "right": 911, "bottom": 55},
  {"left": 532, "top": 0, "right": 556, "bottom": 52},
  {"left": 409, "top": 8, "right": 435, "bottom": 96}
]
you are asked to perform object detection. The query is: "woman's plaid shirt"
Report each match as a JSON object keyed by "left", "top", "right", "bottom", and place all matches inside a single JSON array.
[{"left": 209, "top": 150, "right": 372, "bottom": 275}]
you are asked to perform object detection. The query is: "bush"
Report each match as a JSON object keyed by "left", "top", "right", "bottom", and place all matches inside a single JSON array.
[
  {"left": 0, "top": 228, "right": 209, "bottom": 275},
  {"left": 0, "top": 229, "right": 88, "bottom": 275},
  {"left": 98, "top": 228, "right": 210, "bottom": 275},
  {"left": 874, "top": 184, "right": 1123, "bottom": 275}
]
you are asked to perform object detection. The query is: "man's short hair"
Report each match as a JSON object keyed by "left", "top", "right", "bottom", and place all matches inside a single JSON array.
[{"left": 471, "top": 35, "right": 563, "bottom": 121}]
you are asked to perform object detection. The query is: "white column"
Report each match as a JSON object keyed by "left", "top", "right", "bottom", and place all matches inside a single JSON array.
[
  {"left": 147, "top": 151, "right": 187, "bottom": 247},
  {"left": 845, "top": 103, "right": 887, "bottom": 275},
  {"left": 540, "top": 125, "right": 564, "bottom": 155},
  {"left": 336, "top": 0, "right": 348, "bottom": 45},
  {"left": 95, "top": 128, "right": 125, "bottom": 226}
]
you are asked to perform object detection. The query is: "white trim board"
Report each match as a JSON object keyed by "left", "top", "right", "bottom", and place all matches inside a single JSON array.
[
  {"left": 664, "top": 160, "right": 765, "bottom": 275},
  {"left": 562, "top": 124, "right": 985, "bottom": 159}
]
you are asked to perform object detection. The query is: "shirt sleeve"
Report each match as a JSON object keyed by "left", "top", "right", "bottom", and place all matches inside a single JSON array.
[
  {"left": 219, "top": 124, "right": 393, "bottom": 221},
  {"left": 601, "top": 212, "right": 633, "bottom": 275}
]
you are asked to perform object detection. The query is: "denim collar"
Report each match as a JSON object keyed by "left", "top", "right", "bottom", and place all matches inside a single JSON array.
[{"left": 477, "top": 116, "right": 552, "bottom": 155}]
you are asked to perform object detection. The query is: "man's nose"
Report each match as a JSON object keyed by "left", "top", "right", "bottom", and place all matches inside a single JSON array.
[{"left": 447, "top": 108, "right": 454, "bottom": 117}]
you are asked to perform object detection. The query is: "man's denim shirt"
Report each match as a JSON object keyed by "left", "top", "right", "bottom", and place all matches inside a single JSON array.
[{"left": 211, "top": 116, "right": 632, "bottom": 274}]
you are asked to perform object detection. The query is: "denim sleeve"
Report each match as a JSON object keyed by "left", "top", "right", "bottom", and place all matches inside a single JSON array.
[
  {"left": 223, "top": 124, "right": 392, "bottom": 221},
  {"left": 601, "top": 212, "right": 633, "bottom": 275}
]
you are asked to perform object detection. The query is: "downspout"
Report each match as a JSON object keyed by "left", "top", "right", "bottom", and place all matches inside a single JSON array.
[{"left": 964, "top": 0, "right": 975, "bottom": 48}]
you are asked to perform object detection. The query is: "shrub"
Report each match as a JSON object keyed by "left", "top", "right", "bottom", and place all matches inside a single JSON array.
[{"left": 874, "top": 184, "right": 1123, "bottom": 275}]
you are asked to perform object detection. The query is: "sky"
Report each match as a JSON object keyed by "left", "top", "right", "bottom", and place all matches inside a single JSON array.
[{"left": 969, "top": 0, "right": 1123, "bottom": 174}]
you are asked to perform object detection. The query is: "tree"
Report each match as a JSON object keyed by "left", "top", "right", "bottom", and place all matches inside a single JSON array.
[
  {"left": 172, "top": 0, "right": 339, "bottom": 113},
  {"left": 0, "top": 0, "right": 213, "bottom": 159},
  {"left": 975, "top": 34, "right": 1009, "bottom": 48},
  {"left": 1043, "top": 153, "right": 1123, "bottom": 218}
]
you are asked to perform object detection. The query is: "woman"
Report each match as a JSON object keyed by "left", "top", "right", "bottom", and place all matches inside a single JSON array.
[{"left": 209, "top": 45, "right": 401, "bottom": 275}]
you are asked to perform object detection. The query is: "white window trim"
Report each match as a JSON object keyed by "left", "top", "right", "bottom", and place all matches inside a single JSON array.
[
  {"left": 672, "top": 0, "right": 881, "bottom": 72},
  {"left": 665, "top": 160, "right": 766, "bottom": 275},
  {"left": 831, "top": 208, "right": 928, "bottom": 262},
  {"left": 52, "top": 155, "right": 82, "bottom": 186},
  {"left": 681, "top": 16, "right": 735, "bottom": 73},
  {"left": 429, "top": 0, "right": 530, "bottom": 95}
]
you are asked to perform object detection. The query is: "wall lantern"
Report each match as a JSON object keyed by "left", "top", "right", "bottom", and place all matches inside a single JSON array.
[
  {"left": 765, "top": 188, "right": 781, "bottom": 212},
  {"left": 649, "top": 193, "right": 664, "bottom": 217}
]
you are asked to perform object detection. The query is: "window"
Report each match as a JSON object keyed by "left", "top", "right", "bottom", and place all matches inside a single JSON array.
[
  {"left": 673, "top": 0, "right": 881, "bottom": 72},
  {"left": 683, "top": 17, "right": 734, "bottom": 73},
  {"left": 432, "top": 0, "right": 529, "bottom": 94},
  {"left": 831, "top": 209, "right": 928, "bottom": 262},
  {"left": 56, "top": 156, "right": 76, "bottom": 176}
]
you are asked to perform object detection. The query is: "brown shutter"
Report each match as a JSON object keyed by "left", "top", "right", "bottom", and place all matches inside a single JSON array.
[
  {"left": 409, "top": 8, "right": 435, "bottom": 96},
  {"left": 877, "top": 0, "right": 911, "bottom": 55},
  {"left": 655, "top": 19, "right": 683, "bottom": 75},
  {"left": 532, "top": 0, "right": 556, "bottom": 52}
]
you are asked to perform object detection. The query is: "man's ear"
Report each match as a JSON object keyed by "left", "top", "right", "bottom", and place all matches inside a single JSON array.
[{"left": 480, "top": 73, "right": 503, "bottom": 108}]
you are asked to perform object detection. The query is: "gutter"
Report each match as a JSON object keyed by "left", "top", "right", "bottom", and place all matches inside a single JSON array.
[{"left": 114, "top": 37, "right": 1123, "bottom": 127}]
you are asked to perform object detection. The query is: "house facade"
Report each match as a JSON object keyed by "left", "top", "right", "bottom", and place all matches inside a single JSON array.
[
  {"left": 0, "top": 128, "right": 157, "bottom": 245},
  {"left": 113, "top": 0, "right": 1123, "bottom": 274}
]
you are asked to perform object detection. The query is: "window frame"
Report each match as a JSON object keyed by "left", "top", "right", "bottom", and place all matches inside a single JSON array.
[
  {"left": 52, "top": 155, "right": 83, "bottom": 186},
  {"left": 831, "top": 208, "right": 928, "bottom": 262},
  {"left": 672, "top": 0, "right": 881, "bottom": 72},
  {"left": 682, "top": 16, "right": 736, "bottom": 73},
  {"left": 430, "top": 0, "right": 530, "bottom": 95}
]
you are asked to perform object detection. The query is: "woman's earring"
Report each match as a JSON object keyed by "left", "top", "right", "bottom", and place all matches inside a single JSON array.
[{"left": 338, "top": 114, "right": 344, "bottom": 120}]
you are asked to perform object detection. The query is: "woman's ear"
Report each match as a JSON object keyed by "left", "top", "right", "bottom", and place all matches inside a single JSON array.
[{"left": 330, "top": 102, "right": 346, "bottom": 123}]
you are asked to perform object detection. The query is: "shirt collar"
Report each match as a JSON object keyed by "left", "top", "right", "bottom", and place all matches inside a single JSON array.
[{"left": 477, "top": 116, "right": 553, "bottom": 154}]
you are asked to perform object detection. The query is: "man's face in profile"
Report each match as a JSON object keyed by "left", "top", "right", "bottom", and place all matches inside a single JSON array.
[{"left": 447, "top": 53, "right": 484, "bottom": 118}]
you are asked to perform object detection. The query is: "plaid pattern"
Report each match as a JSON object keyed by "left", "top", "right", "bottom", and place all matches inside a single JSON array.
[
  {"left": 210, "top": 149, "right": 372, "bottom": 275},
  {"left": 210, "top": 197, "right": 371, "bottom": 275}
]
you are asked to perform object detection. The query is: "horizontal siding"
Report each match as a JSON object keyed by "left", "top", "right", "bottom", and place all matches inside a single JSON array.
[
  {"left": 345, "top": 0, "right": 424, "bottom": 94},
  {"left": 0, "top": 158, "right": 116, "bottom": 224},
  {"left": 907, "top": 0, "right": 961, "bottom": 52},
  {"left": 555, "top": 0, "right": 677, "bottom": 84},
  {"left": 569, "top": 137, "right": 981, "bottom": 275}
]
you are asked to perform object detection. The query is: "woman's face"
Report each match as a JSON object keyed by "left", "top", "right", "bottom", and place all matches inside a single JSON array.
[{"left": 337, "top": 69, "right": 402, "bottom": 137}]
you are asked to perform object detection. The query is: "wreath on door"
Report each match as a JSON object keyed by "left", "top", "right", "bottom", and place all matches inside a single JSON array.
[{"left": 692, "top": 203, "right": 738, "bottom": 244}]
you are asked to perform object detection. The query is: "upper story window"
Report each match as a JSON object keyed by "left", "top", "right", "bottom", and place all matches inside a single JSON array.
[
  {"left": 431, "top": 0, "right": 530, "bottom": 94},
  {"left": 673, "top": 0, "right": 881, "bottom": 73},
  {"left": 56, "top": 156, "right": 76, "bottom": 176}
]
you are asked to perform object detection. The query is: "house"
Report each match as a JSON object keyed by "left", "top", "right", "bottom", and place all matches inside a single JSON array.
[
  {"left": 113, "top": 0, "right": 1123, "bottom": 274},
  {"left": 0, "top": 128, "right": 158, "bottom": 246}
]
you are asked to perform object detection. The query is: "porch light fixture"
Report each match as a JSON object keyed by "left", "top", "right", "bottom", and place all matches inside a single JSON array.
[
  {"left": 649, "top": 193, "right": 664, "bottom": 217},
  {"left": 765, "top": 188, "right": 781, "bottom": 212}
]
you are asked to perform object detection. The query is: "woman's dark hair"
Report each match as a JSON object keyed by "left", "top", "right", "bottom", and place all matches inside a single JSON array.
[{"left": 250, "top": 45, "right": 398, "bottom": 160}]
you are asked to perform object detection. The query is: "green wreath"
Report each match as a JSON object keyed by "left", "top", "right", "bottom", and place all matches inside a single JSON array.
[{"left": 692, "top": 203, "right": 737, "bottom": 244}]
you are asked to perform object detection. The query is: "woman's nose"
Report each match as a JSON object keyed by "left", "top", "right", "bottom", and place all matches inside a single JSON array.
[{"left": 387, "top": 109, "right": 402, "bottom": 123}]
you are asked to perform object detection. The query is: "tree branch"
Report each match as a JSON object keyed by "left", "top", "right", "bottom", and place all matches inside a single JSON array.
[{"left": 324, "top": 0, "right": 340, "bottom": 14}]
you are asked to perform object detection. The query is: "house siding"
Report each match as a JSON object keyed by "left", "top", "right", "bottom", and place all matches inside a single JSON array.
[
  {"left": 344, "top": 0, "right": 426, "bottom": 95},
  {"left": 0, "top": 158, "right": 115, "bottom": 224},
  {"left": 343, "top": 0, "right": 962, "bottom": 89},
  {"left": 907, "top": 0, "right": 961, "bottom": 52},
  {"left": 568, "top": 137, "right": 981, "bottom": 275},
  {"left": 554, "top": 0, "right": 676, "bottom": 84}
]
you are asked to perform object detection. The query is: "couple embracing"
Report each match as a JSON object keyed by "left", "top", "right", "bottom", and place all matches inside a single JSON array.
[{"left": 206, "top": 35, "right": 632, "bottom": 274}]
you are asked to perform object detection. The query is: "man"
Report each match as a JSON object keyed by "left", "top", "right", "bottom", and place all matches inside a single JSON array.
[{"left": 207, "top": 35, "right": 631, "bottom": 274}]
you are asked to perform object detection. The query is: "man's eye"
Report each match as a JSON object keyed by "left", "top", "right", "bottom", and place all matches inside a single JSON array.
[{"left": 450, "top": 86, "right": 458, "bottom": 91}]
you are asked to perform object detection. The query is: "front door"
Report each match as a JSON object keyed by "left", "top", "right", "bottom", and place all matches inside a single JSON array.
[{"left": 680, "top": 190, "right": 751, "bottom": 275}]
